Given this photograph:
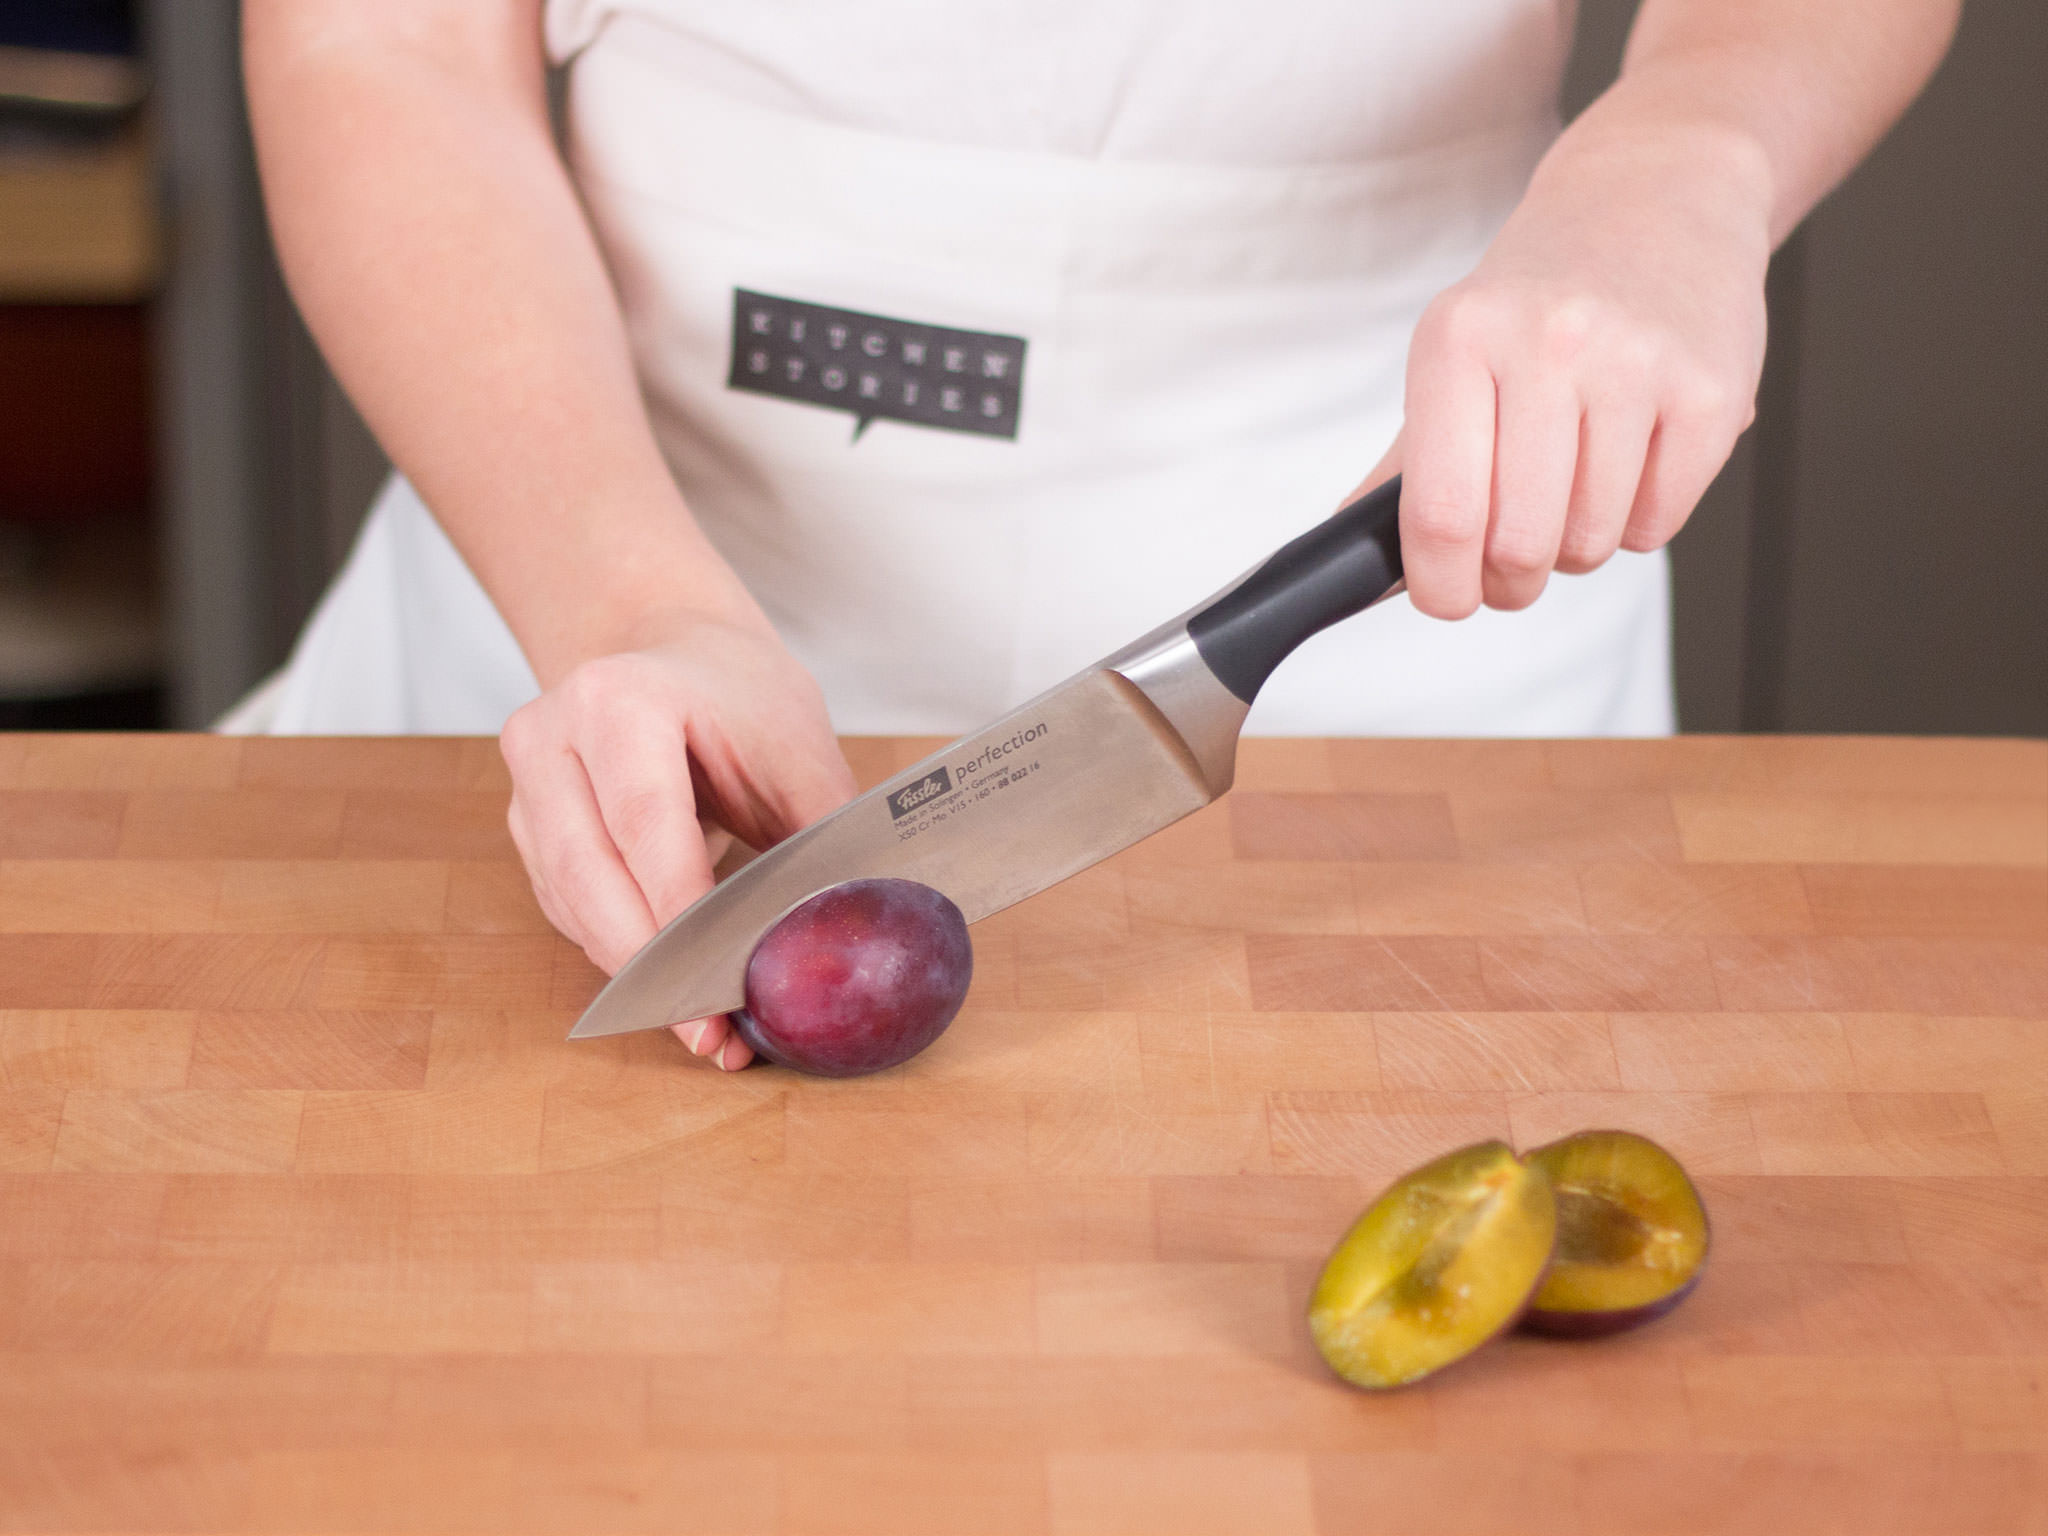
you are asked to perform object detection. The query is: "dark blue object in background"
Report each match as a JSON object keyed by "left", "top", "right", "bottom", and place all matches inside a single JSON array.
[{"left": 0, "top": 0, "right": 138, "bottom": 56}]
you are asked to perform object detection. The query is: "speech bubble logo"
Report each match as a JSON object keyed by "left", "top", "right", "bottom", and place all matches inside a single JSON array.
[{"left": 728, "top": 290, "right": 1027, "bottom": 443}]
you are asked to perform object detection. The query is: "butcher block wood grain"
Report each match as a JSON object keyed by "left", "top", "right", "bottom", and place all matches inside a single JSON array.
[{"left": 0, "top": 732, "right": 2044, "bottom": 1535}]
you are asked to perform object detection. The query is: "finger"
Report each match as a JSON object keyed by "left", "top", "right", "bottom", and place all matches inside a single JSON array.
[
  {"left": 1556, "top": 397, "right": 1656, "bottom": 575},
  {"left": 508, "top": 793, "right": 581, "bottom": 944},
  {"left": 575, "top": 706, "right": 719, "bottom": 929},
  {"left": 508, "top": 784, "right": 615, "bottom": 973},
  {"left": 1400, "top": 310, "right": 1497, "bottom": 619},
  {"left": 1622, "top": 397, "right": 1737, "bottom": 554},
  {"left": 753, "top": 728, "right": 859, "bottom": 842},
  {"left": 1482, "top": 375, "right": 1579, "bottom": 611},
  {"left": 505, "top": 707, "right": 614, "bottom": 963},
  {"left": 525, "top": 782, "right": 727, "bottom": 1065},
  {"left": 668, "top": 1015, "right": 756, "bottom": 1071},
  {"left": 508, "top": 733, "right": 659, "bottom": 975},
  {"left": 700, "top": 716, "right": 859, "bottom": 851},
  {"left": 667, "top": 1013, "right": 719, "bottom": 1057},
  {"left": 701, "top": 819, "right": 737, "bottom": 869}
]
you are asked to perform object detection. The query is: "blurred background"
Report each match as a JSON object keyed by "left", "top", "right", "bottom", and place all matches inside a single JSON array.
[{"left": 1, "top": 0, "right": 2042, "bottom": 735}]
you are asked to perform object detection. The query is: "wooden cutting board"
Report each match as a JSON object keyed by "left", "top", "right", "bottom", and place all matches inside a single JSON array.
[{"left": 1, "top": 732, "right": 2044, "bottom": 1535}]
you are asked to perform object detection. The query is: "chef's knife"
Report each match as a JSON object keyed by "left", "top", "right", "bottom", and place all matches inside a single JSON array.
[{"left": 569, "top": 474, "right": 1405, "bottom": 1039}]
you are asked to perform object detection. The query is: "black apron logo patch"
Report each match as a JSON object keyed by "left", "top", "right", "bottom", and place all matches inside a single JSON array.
[{"left": 728, "top": 289, "right": 1026, "bottom": 441}]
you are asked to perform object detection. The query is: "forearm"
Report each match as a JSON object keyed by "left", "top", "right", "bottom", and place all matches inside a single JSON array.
[
  {"left": 244, "top": 2, "right": 762, "bottom": 685},
  {"left": 1548, "top": 0, "right": 1960, "bottom": 249}
]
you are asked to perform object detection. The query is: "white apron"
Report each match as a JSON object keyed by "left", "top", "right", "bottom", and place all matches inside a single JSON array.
[{"left": 264, "top": 1, "right": 1673, "bottom": 739}]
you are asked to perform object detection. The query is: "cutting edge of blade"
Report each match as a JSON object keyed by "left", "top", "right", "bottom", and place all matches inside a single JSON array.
[
  {"left": 563, "top": 856, "right": 820, "bottom": 1038},
  {"left": 565, "top": 875, "right": 830, "bottom": 1039},
  {"left": 564, "top": 662, "right": 1221, "bottom": 1041}
]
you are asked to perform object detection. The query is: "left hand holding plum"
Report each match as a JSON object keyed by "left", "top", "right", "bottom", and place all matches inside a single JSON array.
[{"left": 1380, "top": 118, "right": 1771, "bottom": 619}]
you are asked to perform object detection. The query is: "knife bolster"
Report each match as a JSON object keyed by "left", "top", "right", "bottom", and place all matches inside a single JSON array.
[{"left": 1104, "top": 624, "right": 1250, "bottom": 798}]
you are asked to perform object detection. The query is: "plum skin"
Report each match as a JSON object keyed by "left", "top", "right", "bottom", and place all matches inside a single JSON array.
[
  {"left": 732, "top": 877, "right": 972, "bottom": 1078},
  {"left": 1517, "top": 1272, "right": 1701, "bottom": 1339}
]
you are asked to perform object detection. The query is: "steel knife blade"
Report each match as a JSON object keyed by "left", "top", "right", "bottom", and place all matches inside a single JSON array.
[{"left": 568, "top": 476, "right": 1405, "bottom": 1040}]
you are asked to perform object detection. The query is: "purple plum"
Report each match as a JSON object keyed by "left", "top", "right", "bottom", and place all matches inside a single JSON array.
[{"left": 732, "top": 878, "right": 973, "bottom": 1077}]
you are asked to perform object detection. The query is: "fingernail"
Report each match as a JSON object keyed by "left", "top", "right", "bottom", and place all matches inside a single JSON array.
[
  {"left": 716, "top": 1039, "right": 743, "bottom": 1072},
  {"left": 685, "top": 1022, "right": 710, "bottom": 1054}
]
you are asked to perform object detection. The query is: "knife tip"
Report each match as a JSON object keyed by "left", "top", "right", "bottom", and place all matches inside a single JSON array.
[{"left": 565, "top": 1004, "right": 633, "bottom": 1041}]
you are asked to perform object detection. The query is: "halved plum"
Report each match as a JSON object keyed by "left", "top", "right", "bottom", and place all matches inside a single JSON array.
[
  {"left": 732, "top": 877, "right": 972, "bottom": 1078},
  {"left": 1309, "top": 1140, "right": 1557, "bottom": 1390},
  {"left": 1519, "top": 1130, "right": 1709, "bottom": 1338}
]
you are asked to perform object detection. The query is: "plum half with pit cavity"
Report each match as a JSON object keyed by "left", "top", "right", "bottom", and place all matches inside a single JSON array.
[
  {"left": 732, "top": 877, "right": 972, "bottom": 1078},
  {"left": 1309, "top": 1140, "right": 1557, "bottom": 1390},
  {"left": 1519, "top": 1129, "right": 1710, "bottom": 1338}
]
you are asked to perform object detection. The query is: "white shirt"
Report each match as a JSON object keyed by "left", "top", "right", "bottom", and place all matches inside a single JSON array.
[{"left": 544, "top": 1, "right": 1577, "bottom": 165}]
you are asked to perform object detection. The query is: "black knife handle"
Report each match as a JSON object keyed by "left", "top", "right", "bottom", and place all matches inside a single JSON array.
[{"left": 1187, "top": 475, "right": 1405, "bottom": 705}]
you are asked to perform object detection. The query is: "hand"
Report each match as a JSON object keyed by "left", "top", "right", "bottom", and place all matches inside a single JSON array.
[
  {"left": 1372, "top": 123, "right": 1773, "bottom": 617},
  {"left": 500, "top": 615, "right": 857, "bottom": 1070}
]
